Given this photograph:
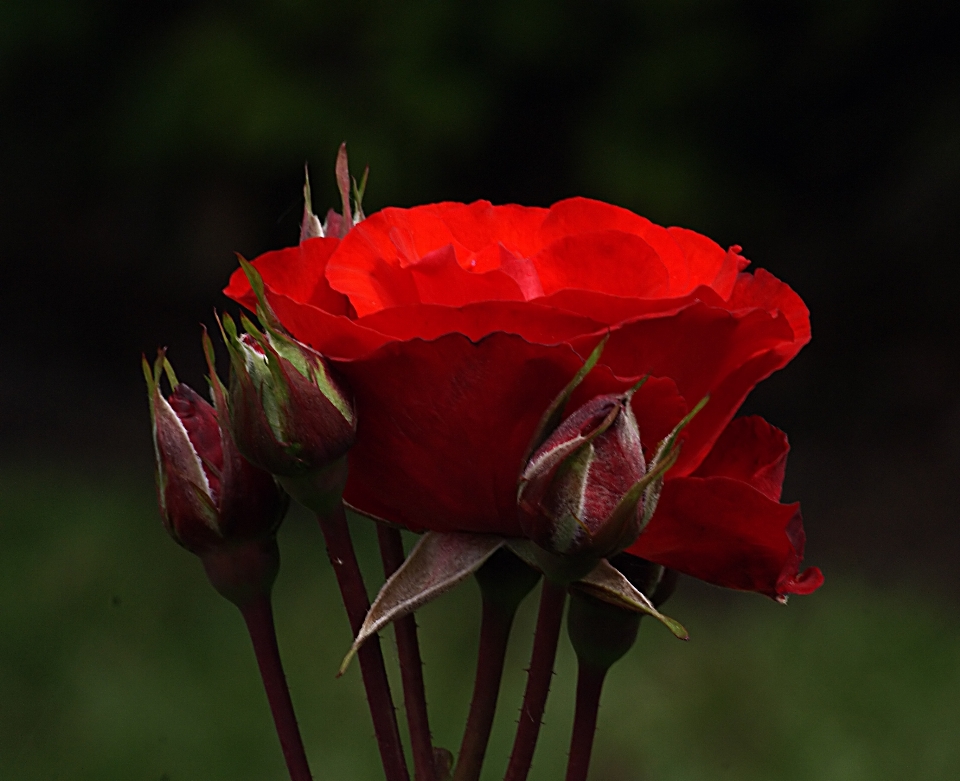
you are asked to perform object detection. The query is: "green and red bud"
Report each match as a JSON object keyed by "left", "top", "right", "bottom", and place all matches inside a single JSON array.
[
  {"left": 518, "top": 390, "right": 647, "bottom": 561},
  {"left": 220, "top": 312, "right": 356, "bottom": 512},
  {"left": 143, "top": 350, "right": 288, "bottom": 559}
]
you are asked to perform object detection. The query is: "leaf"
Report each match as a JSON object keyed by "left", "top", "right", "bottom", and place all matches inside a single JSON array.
[
  {"left": 339, "top": 532, "right": 506, "bottom": 675},
  {"left": 201, "top": 327, "right": 230, "bottom": 417},
  {"left": 522, "top": 335, "right": 608, "bottom": 463},
  {"left": 335, "top": 142, "right": 352, "bottom": 233},
  {"left": 352, "top": 165, "right": 370, "bottom": 222},
  {"left": 637, "top": 394, "right": 708, "bottom": 535},
  {"left": 575, "top": 559, "right": 689, "bottom": 640},
  {"left": 300, "top": 163, "right": 323, "bottom": 241},
  {"left": 235, "top": 254, "right": 287, "bottom": 335}
]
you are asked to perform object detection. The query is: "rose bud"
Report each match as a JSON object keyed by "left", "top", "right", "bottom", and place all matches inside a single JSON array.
[
  {"left": 143, "top": 348, "right": 288, "bottom": 604},
  {"left": 518, "top": 389, "right": 647, "bottom": 562},
  {"left": 220, "top": 311, "right": 356, "bottom": 512}
]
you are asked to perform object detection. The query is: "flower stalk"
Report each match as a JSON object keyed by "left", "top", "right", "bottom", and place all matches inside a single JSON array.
[
  {"left": 562, "top": 557, "right": 678, "bottom": 781},
  {"left": 240, "top": 593, "right": 315, "bottom": 781},
  {"left": 564, "top": 665, "right": 606, "bottom": 781},
  {"left": 503, "top": 579, "right": 567, "bottom": 781},
  {"left": 377, "top": 523, "right": 436, "bottom": 781},
  {"left": 317, "top": 502, "right": 410, "bottom": 781},
  {"left": 454, "top": 550, "right": 541, "bottom": 781}
]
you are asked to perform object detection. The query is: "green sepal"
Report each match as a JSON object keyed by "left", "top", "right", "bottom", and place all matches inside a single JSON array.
[
  {"left": 352, "top": 165, "right": 369, "bottom": 222},
  {"left": 335, "top": 142, "right": 352, "bottom": 230},
  {"left": 574, "top": 558, "right": 688, "bottom": 640},
  {"left": 301, "top": 164, "right": 323, "bottom": 241},
  {"left": 235, "top": 254, "right": 286, "bottom": 335},
  {"left": 201, "top": 327, "right": 230, "bottom": 417},
  {"left": 522, "top": 335, "right": 608, "bottom": 463},
  {"left": 637, "top": 394, "right": 708, "bottom": 534},
  {"left": 588, "top": 440, "right": 680, "bottom": 555},
  {"left": 185, "top": 476, "right": 222, "bottom": 534},
  {"left": 303, "top": 162, "right": 314, "bottom": 215}
]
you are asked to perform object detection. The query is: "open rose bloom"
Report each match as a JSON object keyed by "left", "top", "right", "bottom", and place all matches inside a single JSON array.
[{"left": 226, "top": 197, "right": 822, "bottom": 601}]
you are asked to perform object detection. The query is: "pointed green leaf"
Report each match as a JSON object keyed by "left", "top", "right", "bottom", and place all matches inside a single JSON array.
[
  {"left": 636, "top": 394, "right": 707, "bottom": 534},
  {"left": 335, "top": 142, "right": 352, "bottom": 230},
  {"left": 303, "top": 163, "right": 314, "bottom": 215},
  {"left": 575, "top": 559, "right": 689, "bottom": 640},
  {"left": 235, "top": 254, "right": 286, "bottom": 334},
  {"left": 523, "top": 335, "right": 608, "bottom": 463},
  {"left": 352, "top": 165, "right": 370, "bottom": 222},
  {"left": 301, "top": 163, "right": 323, "bottom": 241},
  {"left": 339, "top": 532, "right": 506, "bottom": 675},
  {"left": 161, "top": 357, "right": 179, "bottom": 389},
  {"left": 201, "top": 327, "right": 230, "bottom": 416},
  {"left": 601, "top": 448, "right": 678, "bottom": 543},
  {"left": 658, "top": 394, "right": 709, "bottom": 459},
  {"left": 143, "top": 353, "right": 162, "bottom": 431}
]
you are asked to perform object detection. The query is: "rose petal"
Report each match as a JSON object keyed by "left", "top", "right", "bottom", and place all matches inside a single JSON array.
[
  {"left": 671, "top": 348, "right": 791, "bottom": 476},
  {"left": 575, "top": 298, "right": 797, "bottom": 415},
  {"left": 667, "top": 228, "right": 750, "bottom": 300},
  {"left": 339, "top": 332, "right": 587, "bottom": 535},
  {"left": 327, "top": 203, "right": 550, "bottom": 316},
  {"left": 571, "top": 298, "right": 802, "bottom": 478},
  {"left": 693, "top": 415, "right": 789, "bottom": 502},
  {"left": 168, "top": 384, "right": 223, "bottom": 501},
  {"left": 263, "top": 290, "right": 393, "bottom": 360},
  {"left": 540, "top": 198, "right": 691, "bottom": 292},
  {"left": 406, "top": 244, "right": 527, "bottom": 306},
  {"left": 262, "top": 285, "right": 608, "bottom": 362},
  {"left": 223, "top": 237, "right": 349, "bottom": 315},
  {"left": 358, "top": 300, "right": 606, "bottom": 347},
  {"left": 629, "top": 475, "right": 822, "bottom": 598},
  {"left": 536, "top": 285, "right": 724, "bottom": 326},
  {"left": 531, "top": 230, "right": 669, "bottom": 298},
  {"left": 727, "top": 267, "right": 811, "bottom": 350}
]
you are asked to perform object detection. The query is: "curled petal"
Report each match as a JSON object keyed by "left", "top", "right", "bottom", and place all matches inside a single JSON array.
[
  {"left": 629, "top": 475, "right": 823, "bottom": 599},
  {"left": 224, "top": 237, "right": 349, "bottom": 315},
  {"left": 693, "top": 415, "right": 789, "bottom": 502}
]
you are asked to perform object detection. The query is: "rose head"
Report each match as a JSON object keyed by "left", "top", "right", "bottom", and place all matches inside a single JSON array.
[
  {"left": 144, "top": 350, "right": 287, "bottom": 556},
  {"left": 225, "top": 197, "right": 823, "bottom": 599},
  {"left": 518, "top": 390, "right": 647, "bottom": 560}
]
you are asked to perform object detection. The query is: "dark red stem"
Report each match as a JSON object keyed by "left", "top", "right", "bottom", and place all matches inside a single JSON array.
[
  {"left": 452, "top": 596, "right": 517, "bottom": 781},
  {"left": 503, "top": 580, "right": 567, "bottom": 781},
  {"left": 377, "top": 524, "right": 436, "bottom": 781},
  {"left": 239, "top": 595, "right": 314, "bottom": 781},
  {"left": 563, "top": 664, "right": 607, "bottom": 781},
  {"left": 317, "top": 505, "right": 410, "bottom": 781}
]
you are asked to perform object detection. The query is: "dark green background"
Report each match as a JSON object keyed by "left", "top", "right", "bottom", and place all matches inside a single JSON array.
[{"left": 2, "top": 1, "right": 959, "bottom": 778}]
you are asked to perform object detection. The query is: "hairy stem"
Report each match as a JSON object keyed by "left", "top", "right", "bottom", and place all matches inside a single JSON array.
[
  {"left": 377, "top": 523, "right": 436, "bottom": 781},
  {"left": 563, "top": 664, "right": 607, "bottom": 781},
  {"left": 240, "top": 595, "right": 314, "bottom": 781},
  {"left": 453, "top": 597, "right": 516, "bottom": 781},
  {"left": 503, "top": 580, "right": 567, "bottom": 781},
  {"left": 317, "top": 504, "right": 410, "bottom": 781}
]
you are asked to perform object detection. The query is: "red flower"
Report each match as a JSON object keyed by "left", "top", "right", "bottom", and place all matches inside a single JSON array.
[{"left": 225, "top": 197, "right": 822, "bottom": 599}]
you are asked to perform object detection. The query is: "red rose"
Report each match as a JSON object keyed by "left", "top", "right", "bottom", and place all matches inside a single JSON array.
[{"left": 225, "top": 197, "right": 822, "bottom": 599}]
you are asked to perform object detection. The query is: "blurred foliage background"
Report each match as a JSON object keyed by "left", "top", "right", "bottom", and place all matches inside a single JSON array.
[{"left": 2, "top": 1, "right": 960, "bottom": 779}]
